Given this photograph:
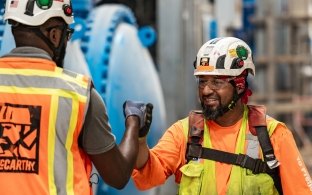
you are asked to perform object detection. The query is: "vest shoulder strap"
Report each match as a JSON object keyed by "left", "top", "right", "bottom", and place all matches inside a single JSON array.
[{"left": 248, "top": 105, "right": 267, "bottom": 135}]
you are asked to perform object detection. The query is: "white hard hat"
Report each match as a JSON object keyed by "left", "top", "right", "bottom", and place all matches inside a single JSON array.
[
  {"left": 4, "top": 0, "right": 74, "bottom": 26},
  {"left": 194, "top": 37, "right": 255, "bottom": 77}
]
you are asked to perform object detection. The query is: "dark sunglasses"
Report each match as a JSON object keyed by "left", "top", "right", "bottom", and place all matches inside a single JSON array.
[{"left": 46, "top": 25, "right": 75, "bottom": 40}]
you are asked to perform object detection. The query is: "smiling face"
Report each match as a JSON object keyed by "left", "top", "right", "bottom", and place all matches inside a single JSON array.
[{"left": 197, "top": 75, "right": 237, "bottom": 120}]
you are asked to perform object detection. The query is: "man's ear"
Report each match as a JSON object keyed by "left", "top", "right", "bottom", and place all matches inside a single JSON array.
[
  {"left": 236, "top": 86, "right": 245, "bottom": 94},
  {"left": 48, "top": 28, "right": 61, "bottom": 47}
]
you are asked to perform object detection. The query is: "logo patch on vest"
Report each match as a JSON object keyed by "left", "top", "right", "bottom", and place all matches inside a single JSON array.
[{"left": 0, "top": 103, "right": 41, "bottom": 174}]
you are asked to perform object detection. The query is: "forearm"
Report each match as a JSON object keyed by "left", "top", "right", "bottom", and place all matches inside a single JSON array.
[
  {"left": 90, "top": 116, "right": 140, "bottom": 189},
  {"left": 132, "top": 122, "right": 187, "bottom": 190},
  {"left": 135, "top": 137, "right": 150, "bottom": 169},
  {"left": 118, "top": 116, "right": 140, "bottom": 182}
]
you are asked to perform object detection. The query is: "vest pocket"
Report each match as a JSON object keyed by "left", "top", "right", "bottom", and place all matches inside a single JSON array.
[
  {"left": 179, "top": 162, "right": 204, "bottom": 195},
  {"left": 243, "top": 170, "right": 278, "bottom": 195}
]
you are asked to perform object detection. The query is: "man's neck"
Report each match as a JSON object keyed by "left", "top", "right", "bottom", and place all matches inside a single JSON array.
[{"left": 214, "top": 102, "right": 245, "bottom": 127}]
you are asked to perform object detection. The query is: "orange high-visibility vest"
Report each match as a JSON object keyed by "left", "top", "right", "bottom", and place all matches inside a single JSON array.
[{"left": 0, "top": 57, "right": 92, "bottom": 195}]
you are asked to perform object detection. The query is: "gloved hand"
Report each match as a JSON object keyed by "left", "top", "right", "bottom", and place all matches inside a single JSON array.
[{"left": 123, "top": 100, "right": 153, "bottom": 137}]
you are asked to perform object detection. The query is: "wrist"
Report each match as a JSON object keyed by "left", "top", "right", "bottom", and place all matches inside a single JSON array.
[
  {"left": 126, "top": 115, "right": 140, "bottom": 128},
  {"left": 138, "top": 136, "right": 147, "bottom": 143}
]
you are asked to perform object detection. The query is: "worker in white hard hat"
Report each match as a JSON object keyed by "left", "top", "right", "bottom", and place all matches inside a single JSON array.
[
  {"left": 132, "top": 37, "right": 312, "bottom": 195},
  {"left": 0, "top": 0, "right": 153, "bottom": 194}
]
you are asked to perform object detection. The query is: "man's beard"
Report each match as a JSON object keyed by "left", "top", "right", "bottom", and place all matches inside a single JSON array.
[
  {"left": 200, "top": 90, "right": 239, "bottom": 120},
  {"left": 201, "top": 101, "right": 226, "bottom": 120}
]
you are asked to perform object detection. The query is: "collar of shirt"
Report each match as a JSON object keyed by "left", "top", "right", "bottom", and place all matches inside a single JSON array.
[{"left": 1, "top": 47, "right": 52, "bottom": 60}]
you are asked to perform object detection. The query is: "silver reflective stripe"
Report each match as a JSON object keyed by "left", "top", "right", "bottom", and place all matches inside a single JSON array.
[
  {"left": 246, "top": 133, "right": 259, "bottom": 159},
  {"left": 54, "top": 97, "right": 72, "bottom": 194},
  {"left": 0, "top": 75, "right": 87, "bottom": 95}
]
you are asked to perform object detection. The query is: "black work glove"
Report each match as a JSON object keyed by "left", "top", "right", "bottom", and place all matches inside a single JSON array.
[{"left": 123, "top": 100, "right": 153, "bottom": 137}]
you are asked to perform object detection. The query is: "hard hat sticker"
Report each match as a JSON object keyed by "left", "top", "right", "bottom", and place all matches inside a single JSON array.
[
  {"left": 196, "top": 65, "right": 215, "bottom": 72},
  {"left": 236, "top": 45, "right": 248, "bottom": 60},
  {"left": 25, "top": 0, "right": 53, "bottom": 16},
  {"left": 36, "top": 0, "right": 53, "bottom": 10},
  {"left": 10, "top": 0, "right": 19, "bottom": 8},
  {"left": 200, "top": 57, "right": 210, "bottom": 66},
  {"left": 63, "top": 4, "right": 73, "bottom": 16},
  {"left": 229, "top": 49, "right": 237, "bottom": 58}
]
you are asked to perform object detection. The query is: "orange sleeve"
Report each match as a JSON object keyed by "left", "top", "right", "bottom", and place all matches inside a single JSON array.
[
  {"left": 271, "top": 124, "right": 312, "bottom": 194},
  {"left": 132, "top": 121, "right": 187, "bottom": 190}
]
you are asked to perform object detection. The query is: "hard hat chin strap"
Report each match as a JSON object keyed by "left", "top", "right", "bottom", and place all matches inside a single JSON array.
[
  {"left": 222, "top": 89, "right": 241, "bottom": 113},
  {"left": 222, "top": 77, "right": 249, "bottom": 113},
  {"left": 28, "top": 26, "right": 68, "bottom": 68}
]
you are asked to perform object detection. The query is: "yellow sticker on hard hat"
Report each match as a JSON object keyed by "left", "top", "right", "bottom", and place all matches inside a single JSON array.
[
  {"left": 196, "top": 65, "right": 215, "bottom": 72},
  {"left": 229, "top": 49, "right": 237, "bottom": 58}
]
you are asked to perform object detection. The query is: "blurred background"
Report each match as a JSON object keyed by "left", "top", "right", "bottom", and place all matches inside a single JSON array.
[{"left": 0, "top": 0, "right": 311, "bottom": 194}]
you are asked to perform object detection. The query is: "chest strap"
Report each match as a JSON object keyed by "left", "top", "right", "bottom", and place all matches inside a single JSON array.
[{"left": 186, "top": 143, "right": 274, "bottom": 174}]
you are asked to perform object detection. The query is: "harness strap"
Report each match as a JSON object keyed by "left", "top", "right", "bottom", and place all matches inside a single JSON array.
[
  {"left": 186, "top": 143, "right": 274, "bottom": 174},
  {"left": 256, "top": 126, "right": 280, "bottom": 169},
  {"left": 256, "top": 126, "right": 283, "bottom": 195}
]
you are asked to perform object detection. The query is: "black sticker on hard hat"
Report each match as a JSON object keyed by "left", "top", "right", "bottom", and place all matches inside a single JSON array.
[{"left": 0, "top": 104, "right": 41, "bottom": 174}]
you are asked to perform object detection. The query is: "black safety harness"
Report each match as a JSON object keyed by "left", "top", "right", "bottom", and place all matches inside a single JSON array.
[{"left": 185, "top": 106, "right": 283, "bottom": 195}]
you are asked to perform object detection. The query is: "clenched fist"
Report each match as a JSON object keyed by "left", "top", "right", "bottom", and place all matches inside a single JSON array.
[{"left": 123, "top": 100, "right": 153, "bottom": 137}]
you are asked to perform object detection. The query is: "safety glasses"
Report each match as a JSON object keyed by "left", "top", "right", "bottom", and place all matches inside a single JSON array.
[{"left": 197, "top": 77, "right": 234, "bottom": 90}]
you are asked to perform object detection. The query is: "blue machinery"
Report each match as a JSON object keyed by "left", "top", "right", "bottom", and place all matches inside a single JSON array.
[{"left": 0, "top": 1, "right": 166, "bottom": 195}]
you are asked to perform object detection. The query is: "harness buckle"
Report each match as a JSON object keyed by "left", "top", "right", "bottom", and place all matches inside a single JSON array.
[
  {"left": 265, "top": 154, "right": 280, "bottom": 169},
  {"left": 186, "top": 143, "right": 202, "bottom": 161}
]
